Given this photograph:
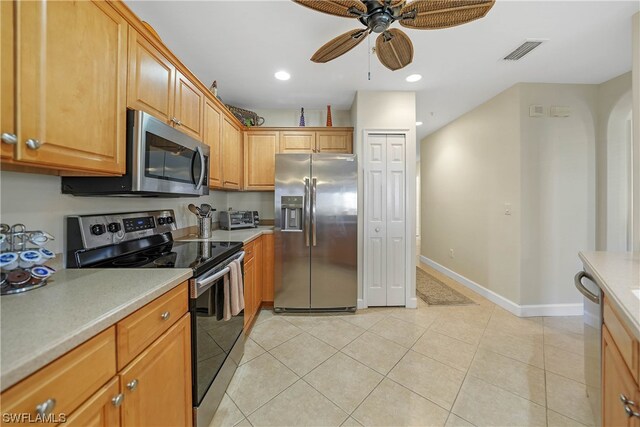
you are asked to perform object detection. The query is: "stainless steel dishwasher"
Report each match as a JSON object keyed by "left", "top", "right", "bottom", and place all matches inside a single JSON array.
[{"left": 575, "top": 270, "right": 603, "bottom": 427}]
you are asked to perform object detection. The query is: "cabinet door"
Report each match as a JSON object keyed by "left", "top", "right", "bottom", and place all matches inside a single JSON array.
[
  {"left": 254, "top": 237, "right": 263, "bottom": 311},
  {"left": 1, "top": 0, "right": 14, "bottom": 160},
  {"left": 16, "top": 1, "right": 127, "bottom": 174},
  {"left": 603, "top": 326, "right": 639, "bottom": 427},
  {"left": 244, "top": 131, "right": 278, "bottom": 190},
  {"left": 64, "top": 377, "right": 121, "bottom": 427},
  {"left": 316, "top": 131, "right": 353, "bottom": 153},
  {"left": 279, "top": 131, "right": 315, "bottom": 153},
  {"left": 173, "top": 70, "right": 204, "bottom": 141},
  {"left": 222, "top": 117, "right": 242, "bottom": 190},
  {"left": 204, "top": 100, "right": 223, "bottom": 188},
  {"left": 120, "top": 314, "right": 192, "bottom": 427},
  {"left": 243, "top": 255, "right": 255, "bottom": 329},
  {"left": 127, "top": 28, "right": 175, "bottom": 124},
  {"left": 262, "top": 233, "right": 275, "bottom": 303}
]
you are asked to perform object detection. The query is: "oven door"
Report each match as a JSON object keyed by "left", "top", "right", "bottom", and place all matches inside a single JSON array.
[
  {"left": 191, "top": 252, "right": 245, "bottom": 426},
  {"left": 131, "top": 110, "right": 209, "bottom": 196}
]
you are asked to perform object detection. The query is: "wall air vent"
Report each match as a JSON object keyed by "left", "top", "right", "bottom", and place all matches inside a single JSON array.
[{"left": 503, "top": 40, "right": 544, "bottom": 61}]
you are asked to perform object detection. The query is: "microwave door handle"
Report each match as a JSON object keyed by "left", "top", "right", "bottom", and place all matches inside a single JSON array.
[{"left": 194, "top": 146, "right": 206, "bottom": 191}]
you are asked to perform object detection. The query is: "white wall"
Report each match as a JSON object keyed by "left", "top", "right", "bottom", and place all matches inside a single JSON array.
[
  {"left": 352, "top": 91, "right": 417, "bottom": 308},
  {"left": 420, "top": 86, "right": 522, "bottom": 303},
  {"left": 0, "top": 171, "right": 227, "bottom": 254},
  {"left": 227, "top": 191, "right": 274, "bottom": 220},
  {"left": 252, "top": 108, "right": 352, "bottom": 128},
  {"left": 633, "top": 12, "right": 640, "bottom": 251},
  {"left": 519, "top": 83, "right": 597, "bottom": 306}
]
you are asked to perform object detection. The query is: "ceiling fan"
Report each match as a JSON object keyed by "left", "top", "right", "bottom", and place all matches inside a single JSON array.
[{"left": 294, "top": 0, "right": 495, "bottom": 71}]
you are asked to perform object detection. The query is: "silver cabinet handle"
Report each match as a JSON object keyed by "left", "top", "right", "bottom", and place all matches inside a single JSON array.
[
  {"left": 620, "top": 394, "right": 636, "bottom": 405},
  {"left": 574, "top": 271, "right": 599, "bottom": 304},
  {"left": 311, "top": 177, "right": 317, "bottom": 247},
  {"left": 112, "top": 393, "right": 124, "bottom": 407},
  {"left": 35, "top": 398, "right": 56, "bottom": 417},
  {"left": 171, "top": 117, "right": 182, "bottom": 126},
  {"left": 1, "top": 133, "right": 17, "bottom": 144},
  {"left": 624, "top": 405, "right": 640, "bottom": 418},
  {"left": 161, "top": 311, "right": 170, "bottom": 320},
  {"left": 304, "top": 177, "right": 310, "bottom": 247},
  {"left": 25, "top": 139, "right": 42, "bottom": 150},
  {"left": 127, "top": 379, "right": 139, "bottom": 391}
]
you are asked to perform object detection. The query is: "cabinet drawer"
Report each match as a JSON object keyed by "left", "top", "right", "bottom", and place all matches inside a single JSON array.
[
  {"left": 604, "top": 296, "right": 639, "bottom": 382},
  {"left": 117, "top": 283, "right": 188, "bottom": 369},
  {"left": 244, "top": 240, "right": 256, "bottom": 262},
  {"left": 0, "top": 327, "right": 116, "bottom": 426}
]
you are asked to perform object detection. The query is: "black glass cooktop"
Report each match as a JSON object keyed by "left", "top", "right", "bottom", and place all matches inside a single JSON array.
[{"left": 87, "top": 240, "right": 243, "bottom": 276}]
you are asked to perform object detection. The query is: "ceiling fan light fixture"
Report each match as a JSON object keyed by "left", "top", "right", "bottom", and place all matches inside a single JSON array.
[
  {"left": 406, "top": 74, "right": 422, "bottom": 82},
  {"left": 274, "top": 71, "right": 291, "bottom": 81}
]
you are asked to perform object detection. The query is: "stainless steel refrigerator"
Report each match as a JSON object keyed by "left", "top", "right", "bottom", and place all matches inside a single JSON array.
[{"left": 274, "top": 153, "right": 358, "bottom": 312}]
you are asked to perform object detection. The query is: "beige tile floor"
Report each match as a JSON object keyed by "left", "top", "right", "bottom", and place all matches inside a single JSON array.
[{"left": 211, "top": 264, "right": 592, "bottom": 427}]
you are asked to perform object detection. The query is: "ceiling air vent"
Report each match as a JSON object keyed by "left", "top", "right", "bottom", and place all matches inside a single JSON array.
[{"left": 503, "top": 40, "right": 544, "bottom": 61}]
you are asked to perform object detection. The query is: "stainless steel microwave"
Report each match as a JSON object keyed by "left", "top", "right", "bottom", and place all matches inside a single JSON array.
[{"left": 62, "top": 110, "right": 210, "bottom": 197}]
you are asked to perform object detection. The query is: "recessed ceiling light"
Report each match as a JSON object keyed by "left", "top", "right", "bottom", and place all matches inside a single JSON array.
[
  {"left": 416, "top": 121, "right": 423, "bottom": 126},
  {"left": 274, "top": 71, "right": 290, "bottom": 81},
  {"left": 406, "top": 74, "right": 422, "bottom": 83}
]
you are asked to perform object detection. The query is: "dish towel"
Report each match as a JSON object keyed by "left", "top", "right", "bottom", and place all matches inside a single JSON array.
[
  {"left": 224, "top": 259, "right": 245, "bottom": 320},
  {"left": 222, "top": 273, "right": 230, "bottom": 321}
]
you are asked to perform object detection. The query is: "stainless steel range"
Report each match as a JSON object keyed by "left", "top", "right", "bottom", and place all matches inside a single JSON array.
[{"left": 66, "top": 210, "right": 244, "bottom": 426}]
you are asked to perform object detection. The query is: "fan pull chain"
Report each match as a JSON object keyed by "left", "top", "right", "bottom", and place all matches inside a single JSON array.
[{"left": 368, "top": 32, "right": 371, "bottom": 81}]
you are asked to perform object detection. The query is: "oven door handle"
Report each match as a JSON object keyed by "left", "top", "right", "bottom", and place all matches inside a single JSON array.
[{"left": 195, "top": 266, "right": 230, "bottom": 296}]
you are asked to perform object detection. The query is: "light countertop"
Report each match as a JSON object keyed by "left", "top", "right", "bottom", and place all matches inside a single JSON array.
[
  {"left": 579, "top": 251, "right": 640, "bottom": 339},
  {"left": 177, "top": 226, "right": 274, "bottom": 245},
  {"left": 0, "top": 268, "right": 192, "bottom": 391}
]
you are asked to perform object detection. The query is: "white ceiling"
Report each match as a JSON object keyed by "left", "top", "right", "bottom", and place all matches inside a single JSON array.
[{"left": 125, "top": 0, "right": 639, "bottom": 140}]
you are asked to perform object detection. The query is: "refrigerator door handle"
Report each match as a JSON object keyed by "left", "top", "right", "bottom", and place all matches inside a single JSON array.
[
  {"left": 312, "top": 177, "right": 317, "bottom": 246},
  {"left": 304, "top": 177, "right": 310, "bottom": 247}
]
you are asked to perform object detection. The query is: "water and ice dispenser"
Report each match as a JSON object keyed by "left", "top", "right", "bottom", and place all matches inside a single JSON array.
[{"left": 281, "top": 196, "right": 303, "bottom": 231}]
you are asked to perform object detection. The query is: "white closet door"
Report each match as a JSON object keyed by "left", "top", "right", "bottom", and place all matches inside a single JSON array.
[
  {"left": 386, "top": 134, "right": 406, "bottom": 305},
  {"left": 365, "top": 133, "right": 406, "bottom": 306},
  {"left": 365, "top": 134, "right": 387, "bottom": 306}
]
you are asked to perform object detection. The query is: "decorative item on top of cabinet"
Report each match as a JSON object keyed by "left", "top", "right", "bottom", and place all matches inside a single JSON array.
[
  {"left": 299, "top": 107, "right": 306, "bottom": 127},
  {"left": 244, "top": 131, "right": 279, "bottom": 191},
  {"left": 11, "top": 0, "right": 127, "bottom": 175},
  {"left": 222, "top": 116, "right": 243, "bottom": 190},
  {"left": 326, "top": 105, "right": 333, "bottom": 127},
  {"left": 204, "top": 99, "right": 223, "bottom": 189}
]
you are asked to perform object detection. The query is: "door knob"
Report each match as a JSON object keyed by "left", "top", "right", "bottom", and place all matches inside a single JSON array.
[
  {"left": 375, "top": 227, "right": 380, "bottom": 232},
  {"left": 1, "top": 133, "right": 17, "bottom": 144},
  {"left": 111, "top": 393, "right": 124, "bottom": 407},
  {"left": 127, "top": 379, "right": 139, "bottom": 391},
  {"left": 35, "top": 398, "right": 56, "bottom": 417},
  {"left": 25, "top": 139, "right": 42, "bottom": 150}
]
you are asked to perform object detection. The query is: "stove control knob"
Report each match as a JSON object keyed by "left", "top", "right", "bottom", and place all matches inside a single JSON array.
[
  {"left": 165, "top": 216, "right": 174, "bottom": 224},
  {"left": 157, "top": 217, "right": 166, "bottom": 225},
  {"left": 107, "top": 222, "right": 121, "bottom": 233},
  {"left": 91, "top": 224, "right": 106, "bottom": 236}
]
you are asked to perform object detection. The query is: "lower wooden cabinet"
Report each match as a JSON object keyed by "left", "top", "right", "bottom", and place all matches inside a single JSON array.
[
  {"left": 243, "top": 250, "right": 256, "bottom": 329},
  {"left": 603, "top": 325, "right": 640, "bottom": 427},
  {"left": 64, "top": 377, "right": 121, "bottom": 427},
  {"left": 262, "top": 233, "right": 275, "bottom": 304},
  {"left": 120, "top": 314, "right": 192, "bottom": 427},
  {"left": 0, "top": 283, "right": 192, "bottom": 427}
]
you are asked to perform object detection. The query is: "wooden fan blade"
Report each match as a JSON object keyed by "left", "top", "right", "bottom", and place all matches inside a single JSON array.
[
  {"left": 293, "top": 0, "right": 366, "bottom": 18},
  {"left": 311, "top": 28, "right": 368, "bottom": 63},
  {"left": 400, "top": 0, "right": 495, "bottom": 29},
  {"left": 375, "top": 29, "right": 414, "bottom": 71}
]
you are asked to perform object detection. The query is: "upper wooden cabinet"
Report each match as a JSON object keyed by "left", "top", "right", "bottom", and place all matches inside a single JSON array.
[
  {"left": 279, "top": 130, "right": 316, "bottom": 153},
  {"left": 127, "top": 28, "right": 175, "bottom": 124},
  {"left": 222, "top": 117, "right": 242, "bottom": 190},
  {"left": 244, "top": 130, "right": 279, "bottom": 191},
  {"left": 11, "top": 0, "right": 128, "bottom": 174},
  {"left": 127, "top": 31, "right": 204, "bottom": 142},
  {"left": 204, "top": 99, "right": 223, "bottom": 189},
  {"left": 173, "top": 70, "right": 204, "bottom": 141},
  {"left": 316, "top": 130, "right": 353, "bottom": 153},
  {"left": 278, "top": 129, "right": 353, "bottom": 154},
  {"left": 1, "top": 0, "right": 15, "bottom": 161}
]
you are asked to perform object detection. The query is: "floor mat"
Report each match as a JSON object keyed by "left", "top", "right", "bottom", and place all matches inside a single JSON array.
[{"left": 416, "top": 267, "right": 476, "bottom": 306}]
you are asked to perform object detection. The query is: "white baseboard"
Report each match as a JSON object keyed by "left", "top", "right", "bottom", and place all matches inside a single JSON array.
[
  {"left": 419, "top": 256, "right": 583, "bottom": 317},
  {"left": 357, "top": 299, "right": 367, "bottom": 310}
]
